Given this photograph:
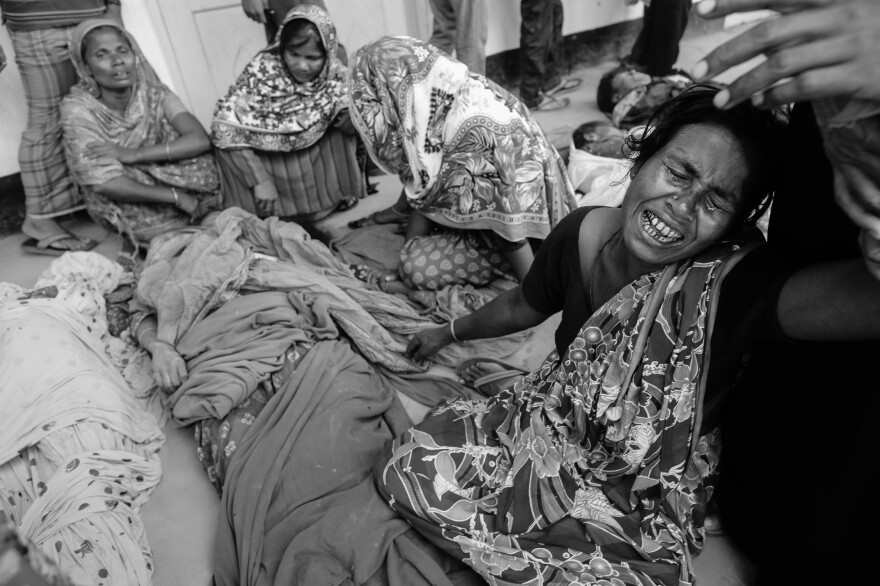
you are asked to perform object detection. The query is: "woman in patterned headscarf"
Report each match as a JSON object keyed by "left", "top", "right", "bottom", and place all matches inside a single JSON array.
[
  {"left": 346, "top": 36, "right": 576, "bottom": 292},
  {"left": 61, "top": 19, "right": 220, "bottom": 250},
  {"left": 212, "top": 4, "right": 365, "bottom": 223}
]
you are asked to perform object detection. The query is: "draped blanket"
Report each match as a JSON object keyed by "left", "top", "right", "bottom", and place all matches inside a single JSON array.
[
  {"left": 379, "top": 242, "right": 753, "bottom": 586},
  {"left": 133, "top": 208, "right": 531, "bottom": 421},
  {"left": 348, "top": 36, "right": 575, "bottom": 242},
  {"left": 0, "top": 254, "right": 164, "bottom": 585},
  {"left": 213, "top": 340, "right": 457, "bottom": 586}
]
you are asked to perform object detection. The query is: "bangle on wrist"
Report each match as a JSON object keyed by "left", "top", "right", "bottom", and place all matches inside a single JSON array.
[
  {"left": 171, "top": 187, "right": 179, "bottom": 207},
  {"left": 164, "top": 142, "right": 172, "bottom": 161},
  {"left": 137, "top": 325, "right": 157, "bottom": 347},
  {"left": 449, "top": 319, "right": 461, "bottom": 343}
]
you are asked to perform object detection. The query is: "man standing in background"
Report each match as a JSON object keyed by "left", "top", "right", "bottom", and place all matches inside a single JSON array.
[{"left": 427, "top": 0, "right": 488, "bottom": 75}]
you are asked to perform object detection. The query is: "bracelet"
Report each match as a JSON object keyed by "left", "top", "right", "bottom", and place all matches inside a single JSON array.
[
  {"left": 137, "top": 325, "right": 157, "bottom": 347},
  {"left": 449, "top": 319, "right": 461, "bottom": 343},
  {"left": 164, "top": 142, "right": 172, "bottom": 161},
  {"left": 171, "top": 187, "right": 179, "bottom": 207}
]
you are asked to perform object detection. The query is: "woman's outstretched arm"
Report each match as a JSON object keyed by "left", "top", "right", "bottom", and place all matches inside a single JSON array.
[
  {"left": 135, "top": 316, "right": 188, "bottom": 389},
  {"left": 405, "top": 285, "right": 550, "bottom": 362},
  {"left": 777, "top": 259, "right": 880, "bottom": 341}
]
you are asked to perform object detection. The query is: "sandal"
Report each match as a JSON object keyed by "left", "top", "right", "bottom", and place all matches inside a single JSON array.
[
  {"left": 347, "top": 204, "right": 409, "bottom": 229},
  {"left": 529, "top": 93, "right": 570, "bottom": 112},
  {"left": 454, "top": 356, "right": 529, "bottom": 397},
  {"left": 545, "top": 77, "right": 583, "bottom": 97},
  {"left": 20, "top": 233, "right": 97, "bottom": 256},
  {"left": 335, "top": 195, "right": 359, "bottom": 212}
]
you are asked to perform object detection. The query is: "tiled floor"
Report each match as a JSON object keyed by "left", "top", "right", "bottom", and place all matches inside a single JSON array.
[{"left": 0, "top": 19, "right": 767, "bottom": 586}]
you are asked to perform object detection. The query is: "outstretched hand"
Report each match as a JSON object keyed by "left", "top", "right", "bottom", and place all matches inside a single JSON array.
[
  {"left": 405, "top": 324, "right": 455, "bottom": 363},
  {"left": 691, "top": 0, "right": 880, "bottom": 110}
]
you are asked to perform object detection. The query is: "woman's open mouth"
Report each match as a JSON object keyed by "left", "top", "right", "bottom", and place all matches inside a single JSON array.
[
  {"left": 112, "top": 70, "right": 130, "bottom": 80},
  {"left": 642, "top": 210, "right": 684, "bottom": 244}
]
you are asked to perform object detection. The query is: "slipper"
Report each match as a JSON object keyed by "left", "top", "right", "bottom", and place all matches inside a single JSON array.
[
  {"left": 530, "top": 93, "right": 569, "bottom": 113},
  {"left": 455, "top": 356, "right": 529, "bottom": 396},
  {"left": 348, "top": 205, "right": 409, "bottom": 229},
  {"left": 21, "top": 233, "right": 97, "bottom": 257},
  {"left": 545, "top": 77, "right": 583, "bottom": 97},
  {"left": 336, "top": 195, "right": 359, "bottom": 212}
]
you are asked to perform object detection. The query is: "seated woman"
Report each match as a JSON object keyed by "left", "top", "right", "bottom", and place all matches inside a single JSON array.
[
  {"left": 380, "top": 86, "right": 880, "bottom": 585},
  {"left": 346, "top": 36, "right": 576, "bottom": 291},
  {"left": 61, "top": 19, "right": 220, "bottom": 252},
  {"left": 211, "top": 4, "right": 364, "bottom": 224}
]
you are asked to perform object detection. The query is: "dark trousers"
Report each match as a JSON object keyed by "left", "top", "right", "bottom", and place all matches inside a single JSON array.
[
  {"left": 519, "top": 0, "right": 563, "bottom": 108},
  {"left": 629, "top": 0, "right": 691, "bottom": 76}
]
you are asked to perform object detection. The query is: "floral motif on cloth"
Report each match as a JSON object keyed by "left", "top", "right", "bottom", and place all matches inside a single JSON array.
[
  {"left": 348, "top": 35, "right": 576, "bottom": 242},
  {"left": 211, "top": 5, "right": 348, "bottom": 152},
  {"left": 380, "top": 242, "right": 753, "bottom": 586}
]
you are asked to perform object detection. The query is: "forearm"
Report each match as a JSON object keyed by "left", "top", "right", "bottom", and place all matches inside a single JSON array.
[
  {"left": 135, "top": 316, "right": 164, "bottom": 354},
  {"left": 405, "top": 210, "right": 434, "bottom": 241},
  {"left": 777, "top": 259, "right": 880, "bottom": 341},
  {"left": 92, "top": 176, "right": 179, "bottom": 205},
  {"left": 126, "top": 133, "right": 211, "bottom": 164},
  {"left": 453, "top": 286, "right": 549, "bottom": 342}
]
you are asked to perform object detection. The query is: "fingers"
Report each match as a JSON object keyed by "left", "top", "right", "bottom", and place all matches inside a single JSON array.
[
  {"left": 696, "top": 0, "right": 834, "bottom": 19},
  {"left": 692, "top": 8, "right": 836, "bottom": 102},
  {"left": 750, "top": 63, "right": 861, "bottom": 108},
  {"left": 834, "top": 166, "right": 880, "bottom": 237}
]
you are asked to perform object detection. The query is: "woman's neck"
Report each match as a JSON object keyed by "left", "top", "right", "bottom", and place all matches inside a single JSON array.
[
  {"left": 591, "top": 222, "right": 665, "bottom": 307},
  {"left": 98, "top": 86, "right": 133, "bottom": 113}
]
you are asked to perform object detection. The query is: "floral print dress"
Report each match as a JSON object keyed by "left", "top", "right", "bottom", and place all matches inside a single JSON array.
[{"left": 378, "top": 243, "right": 751, "bottom": 586}]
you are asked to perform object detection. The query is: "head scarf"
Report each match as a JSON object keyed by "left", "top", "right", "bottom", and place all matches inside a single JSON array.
[
  {"left": 348, "top": 36, "right": 575, "bottom": 242},
  {"left": 211, "top": 4, "right": 347, "bottom": 152}
]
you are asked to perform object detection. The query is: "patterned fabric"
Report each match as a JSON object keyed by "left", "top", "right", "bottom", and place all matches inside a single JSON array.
[
  {"left": 211, "top": 4, "right": 347, "bottom": 152},
  {"left": 349, "top": 36, "right": 576, "bottom": 242},
  {"left": 8, "top": 26, "right": 85, "bottom": 219},
  {"left": 195, "top": 342, "right": 313, "bottom": 493},
  {"left": 0, "top": 0, "right": 108, "bottom": 31},
  {"left": 399, "top": 231, "right": 513, "bottom": 290},
  {"left": 379, "top": 242, "right": 752, "bottom": 586},
  {"left": 61, "top": 19, "right": 220, "bottom": 246}
]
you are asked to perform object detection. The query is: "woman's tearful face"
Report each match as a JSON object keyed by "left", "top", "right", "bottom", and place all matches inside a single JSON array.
[{"left": 622, "top": 122, "right": 752, "bottom": 266}]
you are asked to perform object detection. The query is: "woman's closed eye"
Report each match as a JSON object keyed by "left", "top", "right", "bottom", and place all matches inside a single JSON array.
[{"left": 665, "top": 164, "right": 690, "bottom": 185}]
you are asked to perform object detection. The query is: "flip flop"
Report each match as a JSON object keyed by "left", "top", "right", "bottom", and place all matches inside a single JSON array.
[
  {"left": 455, "top": 356, "right": 529, "bottom": 396},
  {"left": 545, "top": 77, "right": 583, "bottom": 97},
  {"left": 20, "top": 233, "right": 97, "bottom": 257},
  {"left": 336, "top": 195, "right": 359, "bottom": 212},
  {"left": 530, "top": 93, "right": 570, "bottom": 112}
]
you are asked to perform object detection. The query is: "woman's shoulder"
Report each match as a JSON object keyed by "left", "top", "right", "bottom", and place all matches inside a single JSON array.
[{"left": 60, "top": 87, "right": 99, "bottom": 122}]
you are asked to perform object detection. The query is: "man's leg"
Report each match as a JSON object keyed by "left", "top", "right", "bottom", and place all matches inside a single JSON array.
[
  {"left": 451, "top": 0, "right": 488, "bottom": 75},
  {"left": 519, "top": 0, "right": 554, "bottom": 108},
  {"left": 629, "top": 0, "right": 692, "bottom": 76},
  {"left": 10, "top": 26, "right": 85, "bottom": 236},
  {"left": 541, "top": 0, "right": 564, "bottom": 92},
  {"left": 428, "top": 0, "right": 456, "bottom": 57}
]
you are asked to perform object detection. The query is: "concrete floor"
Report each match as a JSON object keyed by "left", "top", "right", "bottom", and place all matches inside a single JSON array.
[{"left": 0, "top": 21, "right": 767, "bottom": 586}]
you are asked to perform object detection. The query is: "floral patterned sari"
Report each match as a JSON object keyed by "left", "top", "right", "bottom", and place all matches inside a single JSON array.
[
  {"left": 348, "top": 36, "right": 575, "bottom": 242},
  {"left": 211, "top": 4, "right": 347, "bottom": 152},
  {"left": 378, "top": 241, "right": 754, "bottom": 586}
]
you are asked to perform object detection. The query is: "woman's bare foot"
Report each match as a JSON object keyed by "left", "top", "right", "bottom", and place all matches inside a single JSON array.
[{"left": 456, "top": 360, "right": 526, "bottom": 396}]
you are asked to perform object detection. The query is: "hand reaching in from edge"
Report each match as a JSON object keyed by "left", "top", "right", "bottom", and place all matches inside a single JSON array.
[{"left": 691, "top": 0, "right": 880, "bottom": 110}]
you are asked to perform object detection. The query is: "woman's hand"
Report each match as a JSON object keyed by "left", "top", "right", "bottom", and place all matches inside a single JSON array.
[
  {"left": 834, "top": 163, "right": 880, "bottom": 280},
  {"left": 176, "top": 189, "right": 201, "bottom": 216},
  {"left": 405, "top": 324, "right": 455, "bottom": 363},
  {"left": 87, "top": 142, "right": 140, "bottom": 163},
  {"left": 692, "top": 0, "right": 880, "bottom": 109},
  {"left": 241, "top": 0, "right": 269, "bottom": 23},
  {"left": 254, "top": 181, "right": 280, "bottom": 216},
  {"left": 150, "top": 341, "right": 188, "bottom": 390},
  {"left": 332, "top": 110, "right": 357, "bottom": 135}
]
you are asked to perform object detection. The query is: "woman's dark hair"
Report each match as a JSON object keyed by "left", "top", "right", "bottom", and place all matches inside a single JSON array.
[
  {"left": 279, "top": 19, "right": 325, "bottom": 57},
  {"left": 81, "top": 25, "right": 130, "bottom": 61},
  {"left": 625, "top": 83, "right": 787, "bottom": 229}
]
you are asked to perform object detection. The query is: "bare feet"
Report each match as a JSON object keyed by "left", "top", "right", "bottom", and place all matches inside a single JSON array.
[{"left": 21, "top": 216, "right": 96, "bottom": 253}]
